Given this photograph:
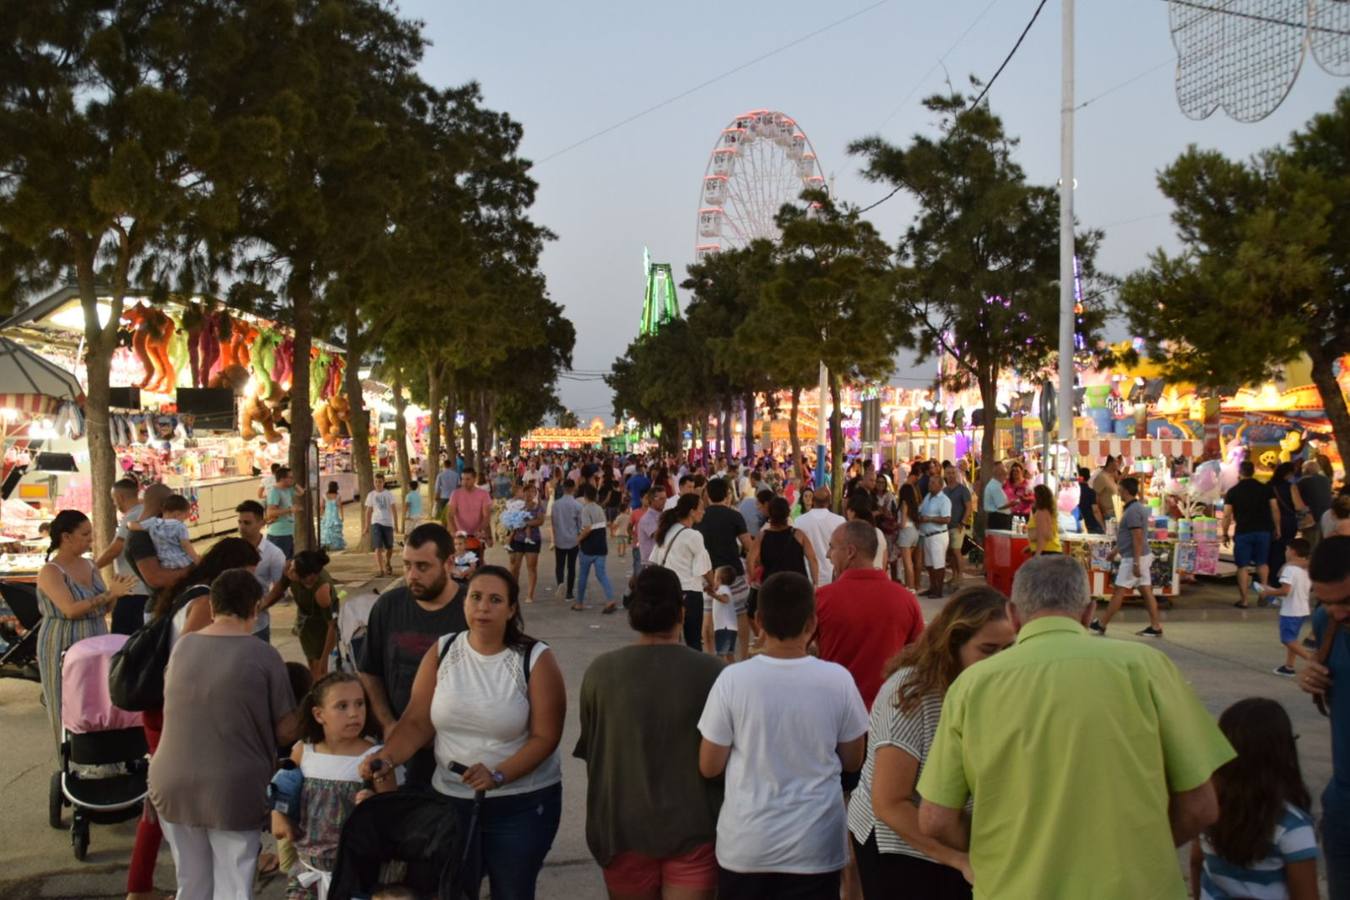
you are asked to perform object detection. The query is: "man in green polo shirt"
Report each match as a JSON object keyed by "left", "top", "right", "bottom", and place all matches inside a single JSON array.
[{"left": 916, "top": 555, "right": 1234, "bottom": 899}]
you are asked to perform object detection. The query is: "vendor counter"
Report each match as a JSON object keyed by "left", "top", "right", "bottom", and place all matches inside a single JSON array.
[
  {"left": 163, "top": 474, "right": 265, "bottom": 540},
  {"left": 985, "top": 530, "right": 1184, "bottom": 599}
]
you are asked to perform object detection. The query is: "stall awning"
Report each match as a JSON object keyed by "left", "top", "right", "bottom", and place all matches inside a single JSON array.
[
  {"left": 0, "top": 394, "right": 60, "bottom": 416},
  {"left": 1074, "top": 437, "right": 1204, "bottom": 459}
]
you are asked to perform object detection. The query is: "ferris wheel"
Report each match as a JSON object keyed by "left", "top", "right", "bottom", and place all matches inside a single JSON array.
[{"left": 696, "top": 109, "right": 827, "bottom": 261}]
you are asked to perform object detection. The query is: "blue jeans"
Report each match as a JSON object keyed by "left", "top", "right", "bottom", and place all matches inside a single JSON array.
[
  {"left": 269, "top": 533, "right": 294, "bottom": 559},
  {"left": 577, "top": 553, "right": 613, "bottom": 605},
  {"left": 631, "top": 547, "right": 641, "bottom": 572},
  {"left": 446, "top": 783, "right": 562, "bottom": 900},
  {"left": 1324, "top": 787, "right": 1350, "bottom": 899}
]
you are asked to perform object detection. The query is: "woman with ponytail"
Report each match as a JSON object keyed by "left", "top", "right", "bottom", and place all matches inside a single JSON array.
[
  {"left": 651, "top": 493, "right": 715, "bottom": 651},
  {"left": 35, "top": 510, "right": 136, "bottom": 745}
]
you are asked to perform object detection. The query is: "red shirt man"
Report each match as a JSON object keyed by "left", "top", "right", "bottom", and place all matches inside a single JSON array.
[{"left": 815, "top": 520, "right": 924, "bottom": 708}]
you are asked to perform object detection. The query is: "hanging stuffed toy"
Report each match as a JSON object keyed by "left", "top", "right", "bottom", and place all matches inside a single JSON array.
[
  {"left": 122, "top": 304, "right": 156, "bottom": 390},
  {"left": 167, "top": 314, "right": 190, "bottom": 392},
  {"left": 324, "top": 355, "right": 345, "bottom": 400},
  {"left": 181, "top": 303, "right": 205, "bottom": 387},
  {"left": 252, "top": 329, "right": 281, "bottom": 398},
  {"left": 197, "top": 310, "right": 221, "bottom": 388},
  {"left": 309, "top": 349, "right": 329, "bottom": 407},
  {"left": 275, "top": 336, "right": 294, "bottom": 391},
  {"left": 142, "top": 307, "right": 176, "bottom": 394}
]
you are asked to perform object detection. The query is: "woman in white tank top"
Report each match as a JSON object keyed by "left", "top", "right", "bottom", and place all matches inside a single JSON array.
[{"left": 362, "top": 565, "right": 566, "bottom": 900}]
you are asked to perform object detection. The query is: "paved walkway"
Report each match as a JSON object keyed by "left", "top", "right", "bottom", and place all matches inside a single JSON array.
[{"left": 0, "top": 534, "right": 1333, "bottom": 898}]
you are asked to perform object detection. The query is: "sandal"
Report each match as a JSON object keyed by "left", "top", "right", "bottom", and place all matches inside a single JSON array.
[
  {"left": 601, "top": 603, "right": 619, "bottom": 615},
  {"left": 256, "top": 851, "right": 280, "bottom": 879},
  {"left": 1233, "top": 601, "right": 1250, "bottom": 609},
  {"left": 571, "top": 604, "right": 586, "bottom": 612}
]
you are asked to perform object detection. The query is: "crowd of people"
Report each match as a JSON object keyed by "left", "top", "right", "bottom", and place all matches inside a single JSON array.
[{"left": 21, "top": 447, "right": 1350, "bottom": 899}]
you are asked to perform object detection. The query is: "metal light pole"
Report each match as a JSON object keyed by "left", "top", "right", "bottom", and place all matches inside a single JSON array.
[{"left": 1056, "top": 0, "right": 1077, "bottom": 480}]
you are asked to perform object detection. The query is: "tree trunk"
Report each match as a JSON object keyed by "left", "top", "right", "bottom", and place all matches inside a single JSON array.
[
  {"left": 460, "top": 389, "right": 475, "bottom": 470},
  {"left": 345, "top": 313, "right": 374, "bottom": 500},
  {"left": 475, "top": 392, "right": 494, "bottom": 466},
  {"left": 789, "top": 386, "right": 804, "bottom": 483},
  {"left": 74, "top": 239, "right": 123, "bottom": 555},
  {"left": 743, "top": 391, "right": 756, "bottom": 460},
  {"left": 699, "top": 410, "right": 710, "bottom": 464},
  {"left": 444, "top": 382, "right": 457, "bottom": 467},
  {"left": 1309, "top": 343, "right": 1350, "bottom": 474},
  {"left": 287, "top": 268, "right": 317, "bottom": 552},
  {"left": 426, "top": 366, "right": 441, "bottom": 482},
  {"left": 510, "top": 434, "right": 522, "bottom": 458},
  {"left": 392, "top": 374, "right": 412, "bottom": 505},
  {"left": 829, "top": 374, "right": 845, "bottom": 513},
  {"left": 975, "top": 373, "right": 999, "bottom": 543}
]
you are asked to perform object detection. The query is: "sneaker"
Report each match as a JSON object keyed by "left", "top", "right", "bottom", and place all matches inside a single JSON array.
[
  {"left": 1273, "top": 665, "right": 1297, "bottom": 677},
  {"left": 1089, "top": 619, "right": 1106, "bottom": 635},
  {"left": 1136, "top": 626, "right": 1164, "bottom": 638}
]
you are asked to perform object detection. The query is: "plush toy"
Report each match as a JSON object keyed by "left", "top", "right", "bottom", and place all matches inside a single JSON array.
[
  {"left": 144, "top": 307, "right": 177, "bottom": 394},
  {"left": 252, "top": 329, "right": 281, "bottom": 397},
  {"left": 167, "top": 317, "right": 190, "bottom": 390},
  {"left": 314, "top": 393, "right": 352, "bottom": 448},
  {"left": 122, "top": 305, "right": 156, "bottom": 389},
  {"left": 240, "top": 382, "right": 282, "bottom": 443},
  {"left": 309, "top": 350, "right": 330, "bottom": 407},
  {"left": 323, "top": 355, "right": 345, "bottom": 401},
  {"left": 275, "top": 337, "right": 294, "bottom": 390},
  {"left": 197, "top": 311, "right": 221, "bottom": 388},
  {"left": 180, "top": 303, "right": 205, "bottom": 387}
]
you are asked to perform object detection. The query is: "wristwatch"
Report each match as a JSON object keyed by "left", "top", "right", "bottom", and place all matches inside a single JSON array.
[{"left": 491, "top": 770, "right": 506, "bottom": 787}]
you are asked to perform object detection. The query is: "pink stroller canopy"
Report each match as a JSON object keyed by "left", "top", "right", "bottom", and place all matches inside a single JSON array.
[{"left": 61, "top": 634, "right": 143, "bottom": 734}]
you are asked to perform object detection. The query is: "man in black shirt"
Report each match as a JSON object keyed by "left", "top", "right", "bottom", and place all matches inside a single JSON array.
[
  {"left": 359, "top": 522, "right": 467, "bottom": 787},
  {"left": 1299, "top": 459, "right": 1334, "bottom": 544},
  {"left": 696, "top": 478, "right": 752, "bottom": 659},
  {"left": 1222, "top": 461, "right": 1280, "bottom": 609},
  {"left": 122, "top": 483, "right": 183, "bottom": 601}
]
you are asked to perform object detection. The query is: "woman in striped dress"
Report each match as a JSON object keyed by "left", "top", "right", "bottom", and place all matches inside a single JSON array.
[{"left": 35, "top": 510, "right": 136, "bottom": 745}]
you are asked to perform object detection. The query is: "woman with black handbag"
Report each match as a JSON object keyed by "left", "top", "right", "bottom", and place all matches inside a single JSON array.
[{"left": 652, "top": 493, "right": 716, "bottom": 652}]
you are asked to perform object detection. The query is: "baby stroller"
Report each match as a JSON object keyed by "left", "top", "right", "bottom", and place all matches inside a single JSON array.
[
  {"left": 329, "top": 764, "right": 481, "bottom": 900},
  {"left": 48, "top": 633, "right": 148, "bottom": 860},
  {"left": 0, "top": 581, "right": 41, "bottom": 681},
  {"left": 336, "top": 587, "right": 379, "bottom": 673}
]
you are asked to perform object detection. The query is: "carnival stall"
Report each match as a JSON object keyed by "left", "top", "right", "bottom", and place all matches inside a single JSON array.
[{"left": 0, "top": 287, "right": 365, "bottom": 538}]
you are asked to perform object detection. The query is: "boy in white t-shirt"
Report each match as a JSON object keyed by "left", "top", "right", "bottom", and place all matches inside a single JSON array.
[
  {"left": 1259, "top": 538, "right": 1313, "bottom": 677},
  {"left": 698, "top": 570, "right": 868, "bottom": 898},
  {"left": 711, "top": 565, "right": 739, "bottom": 663}
]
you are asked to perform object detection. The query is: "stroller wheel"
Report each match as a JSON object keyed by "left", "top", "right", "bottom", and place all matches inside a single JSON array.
[
  {"left": 71, "top": 820, "right": 89, "bottom": 861},
  {"left": 48, "top": 772, "right": 63, "bottom": 829}
]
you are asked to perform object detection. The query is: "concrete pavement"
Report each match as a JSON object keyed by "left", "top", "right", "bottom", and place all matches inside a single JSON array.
[{"left": 0, "top": 543, "right": 1334, "bottom": 898}]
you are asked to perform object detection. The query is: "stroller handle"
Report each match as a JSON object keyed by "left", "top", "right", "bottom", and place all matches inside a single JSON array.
[{"left": 447, "top": 760, "right": 487, "bottom": 801}]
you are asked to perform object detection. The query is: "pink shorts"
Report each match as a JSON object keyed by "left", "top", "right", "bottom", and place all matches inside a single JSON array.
[{"left": 602, "top": 843, "right": 718, "bottom": 894}]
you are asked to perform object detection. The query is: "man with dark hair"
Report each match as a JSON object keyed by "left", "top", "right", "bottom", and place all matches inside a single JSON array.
[
  {"left": 1077, "top": 466, "right": 1102, "bottom": 534},
  {"left": 699, "top": 571, "right": 868, "bottom": 897},
  {"left": 447, "top": 467, "right": 492, "bottom": 548},
  {"left": 1222, "top": 459, "right": 1280, "bottom": 609},
  {"left": 1297, "top": 537, "right": 1350, "bottom": 894},
  {"left": 95, "top": 478, "right": 150, "bottom": 634},
  {"left": 1092, "top": 476, "right": 1165, "bottom": 638},
  {"left": 697, "top": 478, "right": 753, "bottom": 659},
  {"left": 434, "top": 457, "right": 460, "bottom": 519},
  {"left": 265, "top": 466, "right": 302, "bottom": 559},
  {"left": 625, "top": 462, "right": 651, "bottom": 512},
  {"left": 816, "top": 521, "right": 924, "bottom": 708},
  {"left": 236, "top": 499, "right": 287, "bottom": 643},
  {"left": 359, "top": 522, "right": 467, "bottom": 787},
  {"left": 551, "top": 478, "right": 583, "bottom": 600},
  {"left": 739, "top": 488, "right": 773, "bottom": 540}
]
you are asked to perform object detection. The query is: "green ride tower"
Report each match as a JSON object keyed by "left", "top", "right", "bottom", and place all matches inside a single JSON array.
[{"left": 640, "top": 246, "right": 680, "bottom": 336}]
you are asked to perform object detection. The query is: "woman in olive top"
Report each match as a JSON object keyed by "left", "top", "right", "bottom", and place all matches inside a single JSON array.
[
  {"left": 574, "top": 565, "right": 724, "bottom": 899},
  {"left": 261, "top": 549, "right": 338, "bottom": 679}
]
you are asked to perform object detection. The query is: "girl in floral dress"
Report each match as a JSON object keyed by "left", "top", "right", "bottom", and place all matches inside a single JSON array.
[{"left": 272, "top": 672, "right": 389, "bottom": 899}]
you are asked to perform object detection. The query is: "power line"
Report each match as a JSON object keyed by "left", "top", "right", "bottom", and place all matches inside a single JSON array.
[
  {"left": 876, "top": 0, "right": 1007, "bottom": 129},
  {"left": 861, "top": 0, "right": 1049, "bottom": 213},
  {"left": 1075, "top": 57, "right": 1174, "bottom": 110},
  {"left": 968, "top": 0, "right": 1050, "bottom": 109},
  {"left": 1165, "top": 0, "right": 1350, "bottom": 38},
  {"left": 535, "top": 0, "right": 892, "bottom": 166}
]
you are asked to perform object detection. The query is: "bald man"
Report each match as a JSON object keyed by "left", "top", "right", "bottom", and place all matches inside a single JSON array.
[
  {"left": 123, "top": 483, "right": 182, "bottom": 596},
  {"left": 794, "top": 487, "right": 848, "bottom": 584}
]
